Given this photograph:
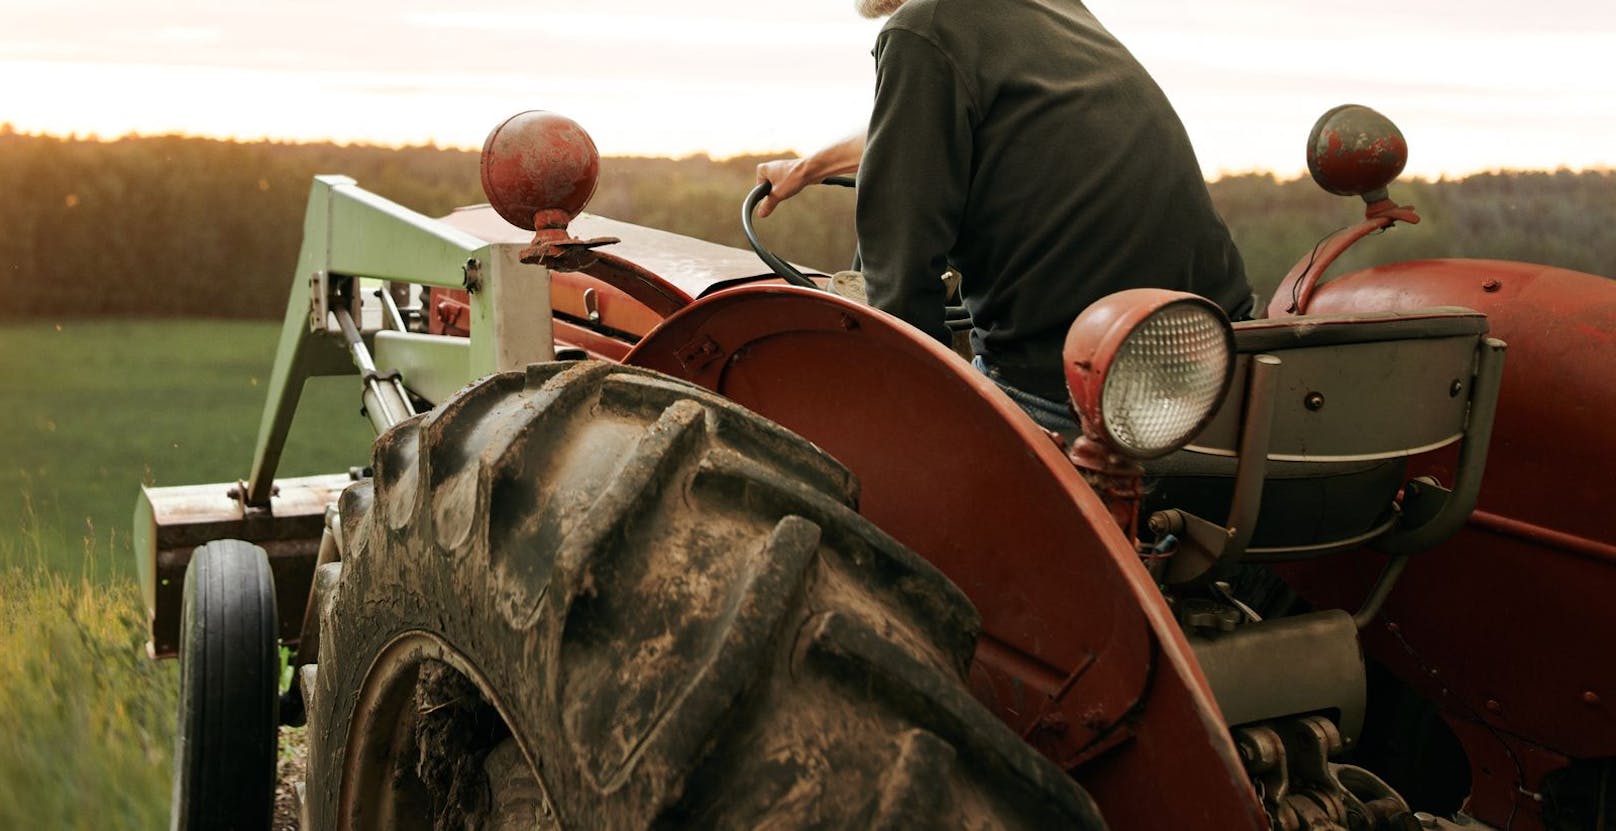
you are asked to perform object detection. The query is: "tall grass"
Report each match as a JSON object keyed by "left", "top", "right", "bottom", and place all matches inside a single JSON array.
[
  {"left": 0, "top": 319, "right": 373, "bottom": 827},
  {"left": 0, "top": 512, "right": 177, "bottom": 829}
]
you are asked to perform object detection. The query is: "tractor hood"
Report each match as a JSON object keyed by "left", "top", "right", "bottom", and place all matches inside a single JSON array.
[{"left": 441, "top": 203, "right": 807, "bottom": 299}]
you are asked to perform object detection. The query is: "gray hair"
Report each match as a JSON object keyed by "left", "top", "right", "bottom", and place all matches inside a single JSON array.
[{"left": 856, "top": 0, "right": 906, "bottom": 18}]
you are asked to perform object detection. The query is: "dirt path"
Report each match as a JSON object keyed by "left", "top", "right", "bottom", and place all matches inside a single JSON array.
[{"left": 274, "top": 726, "right": 307, "bottom": 830}]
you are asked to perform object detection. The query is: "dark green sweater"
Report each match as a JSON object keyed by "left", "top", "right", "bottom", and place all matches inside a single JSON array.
[{"left": 857, "top": 0, "right": 1251, "bottom": 402}]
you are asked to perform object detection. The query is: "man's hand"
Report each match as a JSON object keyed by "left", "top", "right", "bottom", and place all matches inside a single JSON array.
[
  {"left": 755, "top": 158, "right": 814, "bottom": 219},
  {"left": 753, "top": 130, "right": 868, "bottom": 219}
]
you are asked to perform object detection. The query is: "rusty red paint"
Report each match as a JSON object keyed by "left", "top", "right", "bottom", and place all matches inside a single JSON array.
[
  {"left": 1067, "top": 438, "right": 1147, "bottom": 540},
  {"left": 427, "top": 286, "right": 471, "bottom": 337},
  {"left": 479, "top": 110, "right": 600, "bottom": 231},
  {"left": 1273, "top": 259, "right": 1616, "bottom": 829},
  {"left": 626, "top": 286, "right": 1266, "bottom": 829},
  {"left": 1063, "top": 289, "right": 1233, "bottom": 456},
  {"left": 1064, "top": 289, "right": 1176, "bottom": 445},
  {"left": 526, "top": 245, "right": 691, "bottom": 319},
  {"left": 550, "top": 269, "right": 663, "bottom": 337},
  {"left": 478, "top": 110, "right": 691, "bottom": 324},
  {"left": 1264, "top": 205, "right": 1422, "bottom": 317},
  {"left": 550, "top": 318, "right": 632, "bottom": 363},
  {"left": 1061, "top": 290, "right": 1231, "bottom": 538},
  {"left": 1305, "top": 104, "right": 1409, "bottom": 198},
  {"left": 1469, "top": 509, "right": 1616, "bottom": 565}
]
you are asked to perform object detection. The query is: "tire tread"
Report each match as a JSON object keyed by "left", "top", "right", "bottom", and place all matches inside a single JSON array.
[{"left": 305, "top": 363, "right": 1102, "bottom": 830}]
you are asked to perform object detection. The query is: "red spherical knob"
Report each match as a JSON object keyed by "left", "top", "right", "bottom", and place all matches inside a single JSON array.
[
  {"left": 480, "top": 111, "right": 600, "bottom": 230},
  {"left": 1306, "top": 104, "right": 1408, "bottom": 199}
]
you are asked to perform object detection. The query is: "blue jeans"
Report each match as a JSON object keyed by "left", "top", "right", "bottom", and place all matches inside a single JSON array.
[{"left": 972, "top": 356, "right": 1081, "bottom": 438}]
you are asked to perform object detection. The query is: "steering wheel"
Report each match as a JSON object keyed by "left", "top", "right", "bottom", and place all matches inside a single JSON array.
[
  {"left": 742, "top": 176, "right": 857, "bottom": 288},
  {"left": 742, "top": 176, "right": 973, "bottom": 335}
]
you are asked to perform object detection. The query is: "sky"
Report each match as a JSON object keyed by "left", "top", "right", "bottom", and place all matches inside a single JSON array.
[{"left": 1, "top": 0, "right": 1613, "bottom": 178}]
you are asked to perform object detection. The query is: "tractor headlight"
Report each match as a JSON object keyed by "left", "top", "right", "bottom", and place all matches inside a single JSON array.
[{"left": 1064, "top": 290, "right": 1234, "bottom": 459}]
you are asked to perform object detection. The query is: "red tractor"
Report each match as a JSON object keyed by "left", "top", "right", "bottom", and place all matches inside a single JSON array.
[{"left": 136, "top": 107, "right": 1616, "bottom": 830}]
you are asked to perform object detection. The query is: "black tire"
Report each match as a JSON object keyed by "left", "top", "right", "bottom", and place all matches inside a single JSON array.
[
  {"left": 172, "top": 539, "right": 280, "bottom": 831},
  {"left": 302, "top": 361, "right": 1103, "bottom": 830}
]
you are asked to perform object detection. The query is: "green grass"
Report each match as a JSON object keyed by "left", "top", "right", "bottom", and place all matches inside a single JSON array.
[
  {"left": 0, "top": 319, "right": 377, "bottom": 826},
  {"left": 0, "top": 531, "right": 179, "bottom": 829},
  {"left": 0, "top": 319, "right": 374, "bottom": 575}
]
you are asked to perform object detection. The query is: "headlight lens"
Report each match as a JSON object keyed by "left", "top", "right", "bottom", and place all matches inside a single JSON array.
[{"left": 1099, "top": 301, "right": 1232, "bottom": 457}]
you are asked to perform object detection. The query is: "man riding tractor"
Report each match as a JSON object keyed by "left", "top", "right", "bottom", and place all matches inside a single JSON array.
[{"left": 757, "top": 0, "right": 1252, "bottom": 434}]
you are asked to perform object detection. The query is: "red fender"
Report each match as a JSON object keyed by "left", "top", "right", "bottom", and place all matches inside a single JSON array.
[{"left": 626, "top": 286, "right": 1265, "bottom": 829}]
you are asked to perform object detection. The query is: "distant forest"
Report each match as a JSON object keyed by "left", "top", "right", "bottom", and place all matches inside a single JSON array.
[{"left": 1, "top": 128, "right": 1611, "bottom": 319}]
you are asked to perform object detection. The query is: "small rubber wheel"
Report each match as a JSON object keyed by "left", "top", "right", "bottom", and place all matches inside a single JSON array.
[{"left": 171, "top": 539, "right": 280, "bottom": 831}]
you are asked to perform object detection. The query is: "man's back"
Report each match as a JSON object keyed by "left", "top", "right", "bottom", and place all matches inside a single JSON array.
[{"left": 858, "top": 0, "right": 1251, "bottom": 402}]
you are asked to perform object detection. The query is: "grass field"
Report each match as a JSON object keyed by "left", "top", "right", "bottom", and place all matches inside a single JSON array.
[
  {"left": 0, "top": 319, "right": 374, "bottom": 575},
  {"left": 0, "top": 319, "right": 376, "bottom": 827},
  {"left": 0, "top": 535, "right": 178, "bottom": 829}
]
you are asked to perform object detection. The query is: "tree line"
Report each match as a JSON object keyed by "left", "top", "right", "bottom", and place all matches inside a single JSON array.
[{"left": 0, "top": 128, "right": 1610, "bottom": 320}]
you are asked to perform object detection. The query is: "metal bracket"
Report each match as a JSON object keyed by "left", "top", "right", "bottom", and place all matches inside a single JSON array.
[
  {"left": 1238, "top": 717, "right": 1350, "bottom": 830},
  {"left": 308, "top": 271, "right": 330, "bottom": 331},
  {"left": 374, "top": 285, "right": 409, "bottom": 332},
  {"left": 675, "top": 335, "right": 725, "bottom": 371},
  {"left": 1236, "top": 716, "right": 1418, "bottom": 831},
  {"left": 1160, "top": 354, "right": 1281, "bottom": 585},
  {"left": 1375, "top": 337, "right": 1507, "bottom": 555},
  {"left": 309, "top": 270, "right": 362, "bottom": 337},
  {"left": 582, "top": 286, "right": 601, "bottom": 323}
]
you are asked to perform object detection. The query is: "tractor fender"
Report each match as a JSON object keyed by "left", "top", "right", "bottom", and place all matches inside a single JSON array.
[
  {"left": 1281, "top": 260, "right": 1616, "bottom": 827},
  {"left": 626, "top": 285, "right": 1266, "bottom": 829}
]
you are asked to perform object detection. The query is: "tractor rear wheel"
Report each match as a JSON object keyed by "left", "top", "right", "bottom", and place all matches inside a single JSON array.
[{"left": 300, "top": 361, "right": 1102, "bottom": 830}]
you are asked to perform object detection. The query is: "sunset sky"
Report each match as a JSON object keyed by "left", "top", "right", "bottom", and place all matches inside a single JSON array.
[{"left": 2, "top": 0, "right": 1612, "bottom": 178}]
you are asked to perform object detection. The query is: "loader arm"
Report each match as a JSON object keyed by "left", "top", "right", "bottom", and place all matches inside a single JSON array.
[{"left": 245, "top": 176, "right": 553, "bottom": 506}]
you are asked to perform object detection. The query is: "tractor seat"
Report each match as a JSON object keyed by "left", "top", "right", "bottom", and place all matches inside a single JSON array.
[
  {"left": 1143, "top": 453, "right": 1405, "bottom": 551},
  {"left": 1141, "top": 307, "right": 1492, "bottom": 556}
]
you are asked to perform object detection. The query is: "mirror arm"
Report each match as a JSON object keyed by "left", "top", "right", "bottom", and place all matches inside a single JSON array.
[{"left": 1262, "top": 204, "right": 1420, "bottom": 319}]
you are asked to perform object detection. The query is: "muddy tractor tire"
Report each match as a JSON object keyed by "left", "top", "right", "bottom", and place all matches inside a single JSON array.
[
  {"left": 173, "top": 539, "right": 280, "bottom": 831},
  {"left": 300, "top": 361, "right": 1102, "bottom": 830}
]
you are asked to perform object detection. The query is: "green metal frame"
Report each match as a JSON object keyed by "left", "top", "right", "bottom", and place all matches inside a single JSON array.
[{"left": 244, "top": 176, "right": 552, "bottom": 505}]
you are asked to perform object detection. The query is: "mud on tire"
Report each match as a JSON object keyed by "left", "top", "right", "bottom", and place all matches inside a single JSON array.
[{"left": 301, "top": 361, "right": 1102, "bottom": 829}]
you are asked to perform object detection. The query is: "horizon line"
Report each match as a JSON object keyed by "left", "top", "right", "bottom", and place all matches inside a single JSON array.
[{"left": 4, "top": 123, "right": 1611, "bottom": 184}]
